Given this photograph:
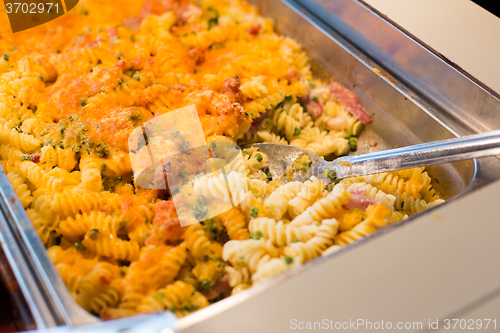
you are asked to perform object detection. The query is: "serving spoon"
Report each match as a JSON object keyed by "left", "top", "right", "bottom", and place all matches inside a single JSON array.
[{"left": 244, "top": 129, "right": 500, "bottom": 184}]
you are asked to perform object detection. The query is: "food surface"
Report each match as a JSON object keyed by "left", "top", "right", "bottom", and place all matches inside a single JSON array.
[{"left": 0, "top": 0, "right": 444, "bottom": 319}]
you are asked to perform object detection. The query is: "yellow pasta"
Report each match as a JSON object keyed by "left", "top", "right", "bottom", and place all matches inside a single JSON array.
[{"left": 0, "top": 0, "right": 445, "bottom": 320}]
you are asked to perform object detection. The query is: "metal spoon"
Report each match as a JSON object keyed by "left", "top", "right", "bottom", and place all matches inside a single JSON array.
[{"left": 245, "top": 129, "right": 500, "bottom": 184}]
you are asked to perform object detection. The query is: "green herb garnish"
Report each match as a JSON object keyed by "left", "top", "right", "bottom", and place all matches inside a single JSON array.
[
  {"left": 200, "top": 279, "right": 212, "bottom": 291},
  {"left": 249, "top": 230, "right": 262, "bottom": 239},
  {"left": 348, "top": 137, "right": 357, "bottom": 151},
  {"left": 249, "top": 207, "right": 259, "bottom": 218}
]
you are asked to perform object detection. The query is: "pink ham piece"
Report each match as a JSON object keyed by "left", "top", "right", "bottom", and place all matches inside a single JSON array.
[
  {"left": 343, "top": 186, "right": 381, "bottom": 211},
  {"left": 202, "top": 274, "right": 231, "bottom": 300},
  {"left": 348, "top": 186, "right": 365, "bottom": 196},
  {"left": 287, "top": 67, "right": 300, "bottom": 83},
  {"left": 329, "top": 82, "right": 372, "bottom": 124},
  {"left": 298, "top": 96, "right": 323, "bottom": 119},
  {"left": 306, "top": 101, "right": 323, "bottom": 118},
  {"left": 245, "top": 24, "right": 262, "bottom": 35},
  {"left": 30, "top": 153, "right": 40, "bottom": 163},
  {"left": 248, "top": 110, "right": 268, "bottom": 134}
]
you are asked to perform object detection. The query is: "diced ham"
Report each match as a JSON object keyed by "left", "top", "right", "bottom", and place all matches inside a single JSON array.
[
  {"left": 202, "top": 275, "right": 231, "bottom": 300},
  {"left": 106, "top": 27, "right": 118, "bottom": 40},
  {"left": 348, "top": 186, "right": 365, "bottom": 196},
  {"left": 306, "top": 101, "right": 323, "bottom": 118},
  {"left": 223, "top": 75, "right": 240, "bottom": 95},
  {"left": 131, "top": 57, "right": 145, "bottom": 70},
  {"left": 223, "top": 74, "right": 245, "bottom": 105},
  {"left": 116, "top": 59, "right": 128, "bottom": 72},
  {"left": 298, "top": 94, "right": 323, "bottom": 119},
  {"left": 343, "top": 187, "right": 381, "bottom": 211},
  {"left": 188, "top": 46, "right": 205, "bottom": 65},
  {"left": 248, "top": 110, "right": 268, "bottom": 134},
  {"left": 330, "top": 82, "right": 372, "bottom": 124},
  {"left": 30, "top": 153, "right": 40, "bottom": 163},
  {"left": 287, "top": 67, "right": 300, "bottom": 83},
  {"left": 245, "top": 24, "right": 261, "bottom": 35}
]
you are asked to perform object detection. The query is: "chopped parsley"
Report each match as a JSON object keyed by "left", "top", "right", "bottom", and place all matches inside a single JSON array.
[
  {"left": 254, "top": 153, "right": 263, "bottom": 163},
  {"left": 193, "top": 197, "right": 208, "bottom": 220},
  {"left": 294, "top": 127, "right": 301, "bottom": 136},
  {"left": 312, "top": 95, "right": 319, "bottom": 102},
  {"left": 237, "top": 257, "right": 246, "bottom": 267},
  {"left": 249, "top": 230, "right": 262, "bottom": 239},
  {"left": 208, "top": 17, "right": 219, "bottom": 30},
  {"left": 153, "top": 292, "right": 165, "bottom": 299},
  {"left": 200, "top": 279, "right": 212, "bottom": 291},
  {"left": 182, "top": 304, "right": 200, "bottom": 312},
  {"left": 348, "top": 137, "right": 358, "bottom": 151},
  {"left": 284, "top": 256, "right": 293, "bottom": 264},
  {"left": 94, "top": 143, "right": 109, "bottom": 158}
]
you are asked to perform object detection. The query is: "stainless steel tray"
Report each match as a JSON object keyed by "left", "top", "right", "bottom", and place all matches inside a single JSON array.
[{"left": 1, "top": 0, "right": 499, "bottom": 331}]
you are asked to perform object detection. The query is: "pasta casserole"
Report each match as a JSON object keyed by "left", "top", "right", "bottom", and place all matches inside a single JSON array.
[{"left": 0, "top": 0, "right": 444, "bottom": 319}]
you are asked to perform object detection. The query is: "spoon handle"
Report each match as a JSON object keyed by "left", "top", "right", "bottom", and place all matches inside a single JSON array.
[{"left": 326, "top": 129, "right": 500, "bottom": 179}]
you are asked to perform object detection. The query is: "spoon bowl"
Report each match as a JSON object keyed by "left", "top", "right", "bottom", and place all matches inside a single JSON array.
[{"left": 244, "top": 129, "right": 500, "bottom": 185}]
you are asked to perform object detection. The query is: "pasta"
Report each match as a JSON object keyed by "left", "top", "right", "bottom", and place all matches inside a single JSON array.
[{"left": 0, "top": 0, "right": 445, "bottom": 320}]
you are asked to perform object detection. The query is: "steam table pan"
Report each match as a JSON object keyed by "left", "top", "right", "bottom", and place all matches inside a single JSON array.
[{"left": 1, "top": 0, "right": 499, "bottom": 332}]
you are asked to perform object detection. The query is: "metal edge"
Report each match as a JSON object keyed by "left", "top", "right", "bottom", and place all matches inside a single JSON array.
[
  {"left": 178, "top": 0, "right": 500, "bottom": 327},
  {"left": 294, "top": 0, "right": 500, "bottom": 135},
  {"left": 279, "top": 0, "right": 500, "bottom": 196},
  {"left": 1, "top": 0, "right": 499, "bottom": 329},
  {"left": 0, "top": 165, "right": 98, "bottom": 327},
  {"left": 0, "top": 197, "right": 54, "bottom": 329},
  {"left": 177, "top": 194, "right": 456, "bottom": 330},
  {"left": 358, "top": 0, "right": 500, "bottom": 102}
]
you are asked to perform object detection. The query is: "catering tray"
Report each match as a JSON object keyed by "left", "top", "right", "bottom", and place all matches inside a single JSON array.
[{"left": 1, "top": 0, "right": 499, "bottom": 331}]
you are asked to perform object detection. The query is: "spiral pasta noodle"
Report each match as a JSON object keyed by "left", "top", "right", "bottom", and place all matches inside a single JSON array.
[{"left": 0, "top": 0, "right": 446, "bottom": 320}]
